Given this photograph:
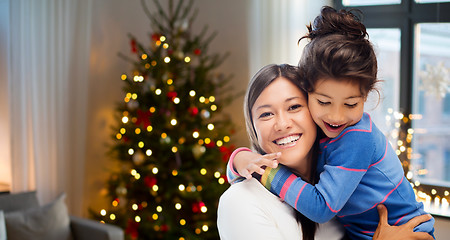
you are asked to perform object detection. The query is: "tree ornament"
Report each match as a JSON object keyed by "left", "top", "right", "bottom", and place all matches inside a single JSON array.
[
  {"left": 151, "top": 33, "right": 161, "bottom": 42},
  {"left": 174, "top": 50, "right": 184, "bottom": 60},
  {"left": 127, "top": 100, "right": 139, "bottom": 110},
  {"left": 144, "top": 176, "right": 157, "bottom": 188},
  {"left": 143, "top": 77, "right": 156, "bottom": 93},
  {"left": 192, "top": 144, "right": 206, "bottom": 159},
  {"left": 201, "top": 109, "right": 210, "bottom": 119},
  {"left": 419, "top": 61, "right": 450, "bottom": 99},
  {"left": 130, "top": 38, "right": 137, "bottom": 53},
  {"left": 174, "top": 19, "right": 189, "bottom": 32},
  {"left": 132, "top": 150, "right": 146, "bottom": 165},
  {"left": 166, "top": 91, "right": 177, "bottom": 101},
  {"left": 125, "top": 219, "right": 140, "bottom": 239},
  {"left": 116, "top": 186, "right": 127, "bottom": 196},
  {"left": 188, "top": 106, "right": 199, "bottom": 116},
  {"left": 160, "top": 135, "right": 171, "bottom": 144},
  {"left": 219, "top": 145, "right": 235, "bottom": 162},
  {"left": 160, "top": 224, "right": 169, "bottom": 232},
  {"left": 135, "top": 109, "right": 152, "bottom": 128},
  {"left": 205, "top": 140, "right": 215, "bottom": 148}
]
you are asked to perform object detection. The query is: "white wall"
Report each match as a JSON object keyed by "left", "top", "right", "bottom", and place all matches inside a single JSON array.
[{"left": 84, "top": 0, "right": 250, "bottom": 213}]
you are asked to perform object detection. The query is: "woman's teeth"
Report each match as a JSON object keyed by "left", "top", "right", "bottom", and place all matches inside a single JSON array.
[{"left": 274, "top": 135, "right": 300, "bottom": 145}]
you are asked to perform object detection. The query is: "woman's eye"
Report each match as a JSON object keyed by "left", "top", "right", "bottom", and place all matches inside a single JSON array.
[
  {"left": 288, "top": 104, "right": 302, "bottom": 111},
  {"left": 345, "top": 103, "right": 358, "bottom": 108},
  {"left": 258, "top": 112, "right": 272, "bottom": 118},
  {"left": 317, "top": 100, "right": 330, "bottom": 105}
]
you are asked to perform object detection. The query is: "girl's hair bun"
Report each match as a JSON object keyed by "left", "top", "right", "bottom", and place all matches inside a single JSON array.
[{"left": 301, "top": 6, "right": 368, "bottom": 42}]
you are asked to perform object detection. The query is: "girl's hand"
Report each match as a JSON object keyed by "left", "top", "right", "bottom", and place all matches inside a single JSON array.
[
  {"left": 372, "top": 204, "right": 434, "bottom": 240},
  {"left": 234, "top": 151, "right": 280, "bottom": 179}
]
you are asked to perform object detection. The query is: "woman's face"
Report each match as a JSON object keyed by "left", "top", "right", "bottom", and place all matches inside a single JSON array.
[{"left": 251, "top": 77, "right": 317, "bottom": 171}]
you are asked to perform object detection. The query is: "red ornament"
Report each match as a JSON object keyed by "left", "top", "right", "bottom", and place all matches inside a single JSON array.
[
  {"left": 194, "top": 48, "right": 201, "bottom": 55},
  {"left": 130, "top": 39, "right": 137, "bottom": 53},
  {"left": 160, "top": 224, "right": 169, "bottom": 232},
  {"left": 222, "top": 174, "right": 228, "bottom": 183},
  {"left": 188, "top": 107, "right": 199, "bottom": 116},
  {"left": 135, "top": 109, "right": 152, "bottom": 128},
  {"left": 205, "top": 140, "right": 215, "bottom": 148},
  {"left": 192, "top": 202, "right": 200, "bottom": 213},
  {"left": 151, "top": 33, "right": 161, "bottom": 42},
  {"left": 166, "top": 91, "right": 177, "bottom": 101},
  {"left": 220, "top": 144, "right": 235, "bottom": 162},
  {"left": 144, "top": 176, "right": 157, "bottom": 188},
  {"left": 125, "top": 219, "right": 140, "bottom": 239}
]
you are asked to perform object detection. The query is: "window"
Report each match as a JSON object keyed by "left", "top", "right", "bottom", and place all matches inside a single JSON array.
[
  {"left": 334, "top": 0, "right": 450, "bottom": 216},
  {"left": 365, "top": 28, "right": 401, "bottom": 136},
  {"left": 416, "top": 0, "right": 450, "bottom": 3},
  {"left": 343, "top": 0, "right": 401, "bottom": 6}
]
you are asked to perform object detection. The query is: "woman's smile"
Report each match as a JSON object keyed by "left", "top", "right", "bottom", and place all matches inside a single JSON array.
[{"left": 273, "top": 134, "right": 301, "bottom": 148}]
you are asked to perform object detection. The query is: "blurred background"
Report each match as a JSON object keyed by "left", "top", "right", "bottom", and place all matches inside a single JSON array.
[{"left": 1, "top": 0, "right": 450, "bottom": 239}]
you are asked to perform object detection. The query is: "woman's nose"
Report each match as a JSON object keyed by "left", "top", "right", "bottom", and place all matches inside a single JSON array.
[{"left": 274, "top": 113, "right": 292, "bottom": 131}]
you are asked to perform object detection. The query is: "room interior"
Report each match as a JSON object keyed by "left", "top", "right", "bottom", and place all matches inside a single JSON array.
[{"left": 1, "top": 0, "right": 450, "bottom": 239}]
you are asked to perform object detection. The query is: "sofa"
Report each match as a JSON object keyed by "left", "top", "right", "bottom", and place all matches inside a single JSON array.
[{"left": 0, "top": 191, "right": 124, "bottom": 240}]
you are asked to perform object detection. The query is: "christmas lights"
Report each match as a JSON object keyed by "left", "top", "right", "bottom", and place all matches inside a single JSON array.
[{"left": 92, "top": 1, "right": 237, "bottom": 238}]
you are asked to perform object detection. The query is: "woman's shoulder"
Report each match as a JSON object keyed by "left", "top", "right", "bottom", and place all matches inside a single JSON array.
[
  {"left": 218, "top": 179, "right": 345, "bottom": 240},
  {"left": 217, "top": 178, "right": 302, "bottom": 239},
  {"left": 219, "top": 178, "right": 281, "bottom": 207}
]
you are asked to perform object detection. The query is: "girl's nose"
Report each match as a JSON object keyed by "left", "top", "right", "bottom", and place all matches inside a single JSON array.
[{"left": 328, "top": 106, "right": 345, "bottom": 124}]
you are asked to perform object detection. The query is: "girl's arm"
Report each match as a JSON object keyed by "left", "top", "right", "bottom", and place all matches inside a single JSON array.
[
  {"left": 226, "top": 147, "right": 280, "bottom": 184},
  {"left": 261, "top": 130, "right": 374, "bottom": 223}
]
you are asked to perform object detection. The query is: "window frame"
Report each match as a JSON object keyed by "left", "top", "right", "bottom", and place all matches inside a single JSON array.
[{"left": 334, "top": 0, "right": 450, "bottom": 216}]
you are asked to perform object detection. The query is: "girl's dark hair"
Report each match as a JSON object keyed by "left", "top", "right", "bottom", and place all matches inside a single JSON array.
[
  {"left": 244, "top": 64, "right": 318, "bottom": 240},
  {"left": 298, "top": 6, "right": 379, "bottom": 97}
]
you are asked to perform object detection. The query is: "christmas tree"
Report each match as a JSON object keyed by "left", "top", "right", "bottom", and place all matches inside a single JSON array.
[{"left": 91, "top": 0, "right": 237, "bottom": 239}]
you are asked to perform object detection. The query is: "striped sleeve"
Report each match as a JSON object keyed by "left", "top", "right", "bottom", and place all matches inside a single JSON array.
[
  {"left": 226, "top": 147, "right": 252, "bottom": 184},
  {"left": 260, "top": 130, "right": 374, "bottom": 223}
]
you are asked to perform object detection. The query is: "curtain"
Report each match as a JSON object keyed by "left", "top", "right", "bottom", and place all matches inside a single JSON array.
[
  {"left": 0, "top": 0, "right": 12, "bottom": 189},
  {"left": 8, "top": 0, "right": 92, "bottom": 216},
  {"left": 248, "top": 0, "right": 333, "bottom": 76}
]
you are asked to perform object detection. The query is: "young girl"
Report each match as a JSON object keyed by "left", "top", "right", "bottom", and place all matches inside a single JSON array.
[{"left": 227, "top": 6, "right": 435, "bottom": 240}]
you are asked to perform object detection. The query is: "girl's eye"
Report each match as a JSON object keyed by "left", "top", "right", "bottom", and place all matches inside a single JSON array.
[
  {"left": 345, "top": 103, "right": 358, "bottom": 108},
  {"left": 258, "top": 112, "right": 272, "bottom": 119},
  {"left": 317, "top": 100, "right": 330, "bottom": 105},
  {"left": 288, "top": 104, "right": 302, "bottom": 111}
]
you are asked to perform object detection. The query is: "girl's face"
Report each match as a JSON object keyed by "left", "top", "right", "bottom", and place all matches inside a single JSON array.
[
  {"left": 251, "top": 77, "right": 316, "bottom": 173},
  {"left": 308, "top": 77, "right": 365, "bottom": 139}
]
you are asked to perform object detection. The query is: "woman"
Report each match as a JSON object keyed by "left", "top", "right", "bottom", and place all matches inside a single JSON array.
[{"left": 217, "top": 64, "right": 433, "bottom": 240}]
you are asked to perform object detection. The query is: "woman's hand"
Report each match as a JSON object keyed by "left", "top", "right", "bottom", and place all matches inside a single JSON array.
[
  {"left": 373, "top": 204, "right": 434, "bottom": 240},
  {"left": 234, "top": 151, "right": 280, "bottom": 179}
]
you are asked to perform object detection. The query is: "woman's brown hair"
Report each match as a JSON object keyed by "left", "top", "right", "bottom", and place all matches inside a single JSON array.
[{"left": 244, "top": 64, "right": 318, "bottom": 240}]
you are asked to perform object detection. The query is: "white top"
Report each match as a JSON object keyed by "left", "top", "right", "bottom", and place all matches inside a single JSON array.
[{"left": 217, "top": 178, "right": 345, "bottom": 240}]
